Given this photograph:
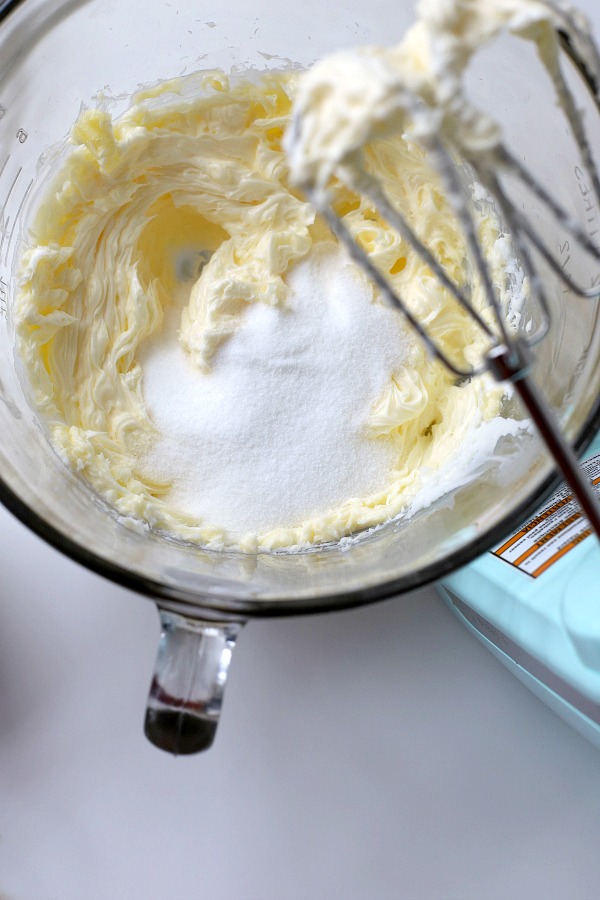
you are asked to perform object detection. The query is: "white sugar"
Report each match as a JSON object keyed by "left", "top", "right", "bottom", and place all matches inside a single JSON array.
[{"left": 139, "top": 244, "right": 409, "bottom": 534}]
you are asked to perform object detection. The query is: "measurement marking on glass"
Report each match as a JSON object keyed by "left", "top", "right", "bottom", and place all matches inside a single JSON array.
[
  {"left": 0, "top": 277, "right": 7, "bottom": 318},
  {"left": 4, "top": 178, "right": 33, "bottom": 265},
  {"left": 2, "top": 165, "right": 22, "bottom": 210},
  {"left": 0, "top": 154, "right": 10, "bottom": 181},
  {"left": 0, "top": 216, "right": 11, "bottom": 258}
]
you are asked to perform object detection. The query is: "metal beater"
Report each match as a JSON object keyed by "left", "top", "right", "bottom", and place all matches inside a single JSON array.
[{"left": 289, "top": 2, "right": 600, "bottom": 540}]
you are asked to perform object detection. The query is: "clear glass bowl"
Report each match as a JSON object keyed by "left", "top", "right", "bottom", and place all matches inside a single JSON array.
[{"left": 1, "top": 0, "right": 600, "bottom": 752}]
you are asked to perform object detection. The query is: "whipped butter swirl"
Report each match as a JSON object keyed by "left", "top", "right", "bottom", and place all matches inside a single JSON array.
[{"left": 16, "top": 54, "right": 519, "bottom": 550}]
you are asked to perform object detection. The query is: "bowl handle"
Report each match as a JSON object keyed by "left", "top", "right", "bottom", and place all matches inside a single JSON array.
[{"left": 144, "top": 606, "right": 243, "bottom": 755}]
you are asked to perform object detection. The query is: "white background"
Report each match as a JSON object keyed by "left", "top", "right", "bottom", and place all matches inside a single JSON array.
[
  {"left": 4, "top": 0, "right": 600, "bottom": 896},
  {"left": 2, "top": 511, "right": 600, "bottom": 900}
]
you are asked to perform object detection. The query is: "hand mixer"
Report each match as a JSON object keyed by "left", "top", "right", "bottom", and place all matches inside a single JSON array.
[{"left": 287, "top": 0, "right": 600, "bottom": 541}]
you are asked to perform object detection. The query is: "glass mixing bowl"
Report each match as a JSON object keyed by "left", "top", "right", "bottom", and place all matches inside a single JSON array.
[{"left": 1, "top": 0, "right": 600, "bottom": 753}]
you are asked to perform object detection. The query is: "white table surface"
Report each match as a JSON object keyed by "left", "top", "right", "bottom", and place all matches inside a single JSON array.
[
  {"left": 5, "top": 0, "right": 600, "bottom": 895},
  {"left": 2, "top": 500, "right": 600, "bottom": 900}
]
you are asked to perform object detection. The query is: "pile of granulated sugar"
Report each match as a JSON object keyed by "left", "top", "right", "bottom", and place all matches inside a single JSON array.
[{"left": 139, "top": 243, "right": 410, "bottom": 535}]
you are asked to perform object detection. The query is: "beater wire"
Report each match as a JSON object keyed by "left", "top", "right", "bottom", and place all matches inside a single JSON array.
[{"left": 298, "top": 14, "right": 600, "bottom": 539}]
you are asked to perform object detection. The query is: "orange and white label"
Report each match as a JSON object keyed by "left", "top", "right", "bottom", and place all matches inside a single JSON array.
[{"left": 492, "top": 453, "right": 600, "bottom": 578}]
